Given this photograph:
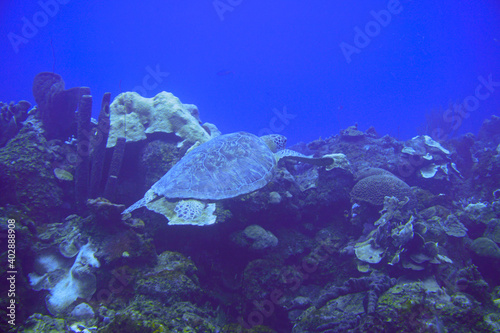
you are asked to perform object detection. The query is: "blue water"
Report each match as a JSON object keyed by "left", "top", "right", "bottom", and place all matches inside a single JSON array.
[{"left": 1, "top": 0, "right": 499, "bottom": 144}]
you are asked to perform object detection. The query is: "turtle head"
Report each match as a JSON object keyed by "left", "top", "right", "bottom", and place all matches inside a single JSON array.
[{"left": 260, "top": 134, "right": 287, "bottom": 153}]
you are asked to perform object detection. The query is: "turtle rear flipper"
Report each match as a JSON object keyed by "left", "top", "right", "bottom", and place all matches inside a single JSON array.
[
  {"left": 122, "top": 190, "right": 158, "bottom": 215},
  {"left": 122, "top": 197, "right": 147, "bottom": 215}
]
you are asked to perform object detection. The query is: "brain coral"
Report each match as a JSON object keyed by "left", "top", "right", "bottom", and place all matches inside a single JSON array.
[
  {"left": 350, "top": 174, "right": 413, "bottom": 206},
  {"left": 355, "top": 167, "right": 394, "bottom": 181}
]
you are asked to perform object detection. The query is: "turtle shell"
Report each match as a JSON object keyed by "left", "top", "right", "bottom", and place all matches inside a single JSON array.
[{"left": 152, "top": 132, "right": 276, "bottom": 200}]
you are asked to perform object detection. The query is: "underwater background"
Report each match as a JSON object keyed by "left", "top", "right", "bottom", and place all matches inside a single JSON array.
[
  {"left": 1, "top": 1, "right": 500, "bottom": 332},
  {"left": 2, "top": 0, "right": 500, "bottom": 143}
]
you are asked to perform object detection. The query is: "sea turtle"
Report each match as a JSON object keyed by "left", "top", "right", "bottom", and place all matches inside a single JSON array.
[{"left": 122, "top": 132, "right": 334, "bottom": 225}]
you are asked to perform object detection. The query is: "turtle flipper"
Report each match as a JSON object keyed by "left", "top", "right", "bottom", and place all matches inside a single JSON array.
[
  {"left": 122, "top": 189, "right": 158, "bottom": 215},
  {"left": 276, "top": 149, "right": 334, "bottom": 166},
  {"left": 122, "top": 197, "right": 147, "bottom": 215}
]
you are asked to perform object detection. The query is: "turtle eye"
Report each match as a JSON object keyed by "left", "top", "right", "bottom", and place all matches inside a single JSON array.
[{"left": 275, "top": 135, "right": 287, "bottom": 150}]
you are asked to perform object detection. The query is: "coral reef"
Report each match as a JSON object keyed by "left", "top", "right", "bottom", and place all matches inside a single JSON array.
[
  {"left": 106, "top": 91, "right": 212, "bottom": 149},
  {"left": 340, "top": 123, "right": 370, "bottom": 141},
  {"left": 315, "top": 270, "right": 395, "bottom": 310},
  {"left": 6, "top": 73, "right": 500, "bottom": 332},
  {"left": 140, "top": 139, "right": 183, "bottom": 189},
  {"left": 471, "top": 237, "right": 500, "bottom": 259},
  {"left": 0, "top": 118, "right": 65, "bottom": 223},
  {"left": 232, "top": 225, "right": 279, "bottom": 250},
  {"left": 0, "top": 100, "right": 31, "bottom": 147},
  {"left": 135, "top": 251, "right": 202, "bottom": 306}
]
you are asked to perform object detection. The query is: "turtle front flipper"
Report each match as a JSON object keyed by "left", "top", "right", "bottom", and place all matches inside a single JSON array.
[{"left": 275, "top": 149, "right": 334, "bottom": 167}]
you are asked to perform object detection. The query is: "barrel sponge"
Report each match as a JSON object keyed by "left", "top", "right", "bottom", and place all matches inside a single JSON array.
[
  {"left": 106, "top": 91, "right": 212, "bottom": 149},
  {"left": 32, "top": 72, "right": 64, "bottom": 111},
  {"left": 350, "top": 174, "right": 413, "bottom": 206}
]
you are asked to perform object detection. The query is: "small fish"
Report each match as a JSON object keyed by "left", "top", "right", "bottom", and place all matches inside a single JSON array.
[
  {"left": 53, "top": 168, "right": 73, "bottom": 181},
  {"left": 216, "top": 70, "right": 234, "bottom": 76}
]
